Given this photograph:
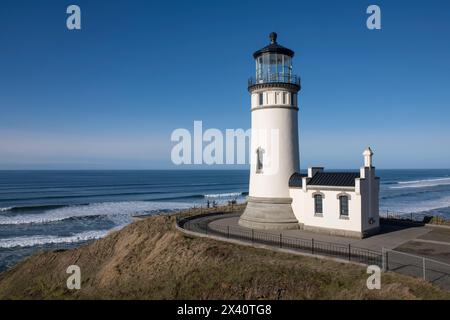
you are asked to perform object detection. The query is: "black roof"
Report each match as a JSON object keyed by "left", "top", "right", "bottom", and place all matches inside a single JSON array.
[
  {"left": 288, "top": 172, "right": 307, "bottom": 188},
  {"left": 288, "top": 171, "right": 360, "bottom": 188},
  {"left": 253, "top": 32, "right": 295, "bottom": 59},
  {"left": 308, "top": 172, "right": 360, "bottom": 187}
]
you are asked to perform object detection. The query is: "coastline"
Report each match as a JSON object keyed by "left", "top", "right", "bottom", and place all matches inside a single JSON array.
[{"left": 0, "top": 204, "right": 449, "bottom": 299}]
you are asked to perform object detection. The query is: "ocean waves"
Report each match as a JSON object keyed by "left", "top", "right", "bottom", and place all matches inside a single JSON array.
[
  {"left": 0, "top": 230, "right": 110, "bottom": 248},
  {"left": 204, "top": 192, "right": 244, "bottom": 199},
  {"left": 381, "top": 177, "right": 450, "bottom": 214},
  {"left": 0, "top": 201, "right": 193, "bottom": 225},
  {"left": 0, "top": 204, "right": 66, "bottom": 214},
  {"left": 390, "top": 177, "right": 450, "bottom": 189},
  {"left": 380, "top": 194, "right": 450, "bottom": 214},
  {"left": 0, "top": 190, "right": 248, "bottom": 226}
]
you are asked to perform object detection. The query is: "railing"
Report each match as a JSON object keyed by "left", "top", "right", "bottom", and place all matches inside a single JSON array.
[
  {"left": 381, "top": 209, "right": 441, "bottom": 224},
  {"left": 176, "top": 211, "right": 450, "bottom": 290},
  {"left": 176, "top": 214, "right": 382, "bottom": 267},
  {"left": 383, "top": 249, "right": 450, "bottom": 290},
  {"left": 248, "top": 73, "right": 300, "bottom": 87}
]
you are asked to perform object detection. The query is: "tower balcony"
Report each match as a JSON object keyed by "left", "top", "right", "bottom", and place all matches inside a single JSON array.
[{"left": 248, "top": 73, "right": 301, "bottom": 92}]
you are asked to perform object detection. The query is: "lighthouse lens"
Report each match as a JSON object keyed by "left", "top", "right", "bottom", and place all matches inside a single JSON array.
[{"left": 256, "top": 53, "right": 292, "bottom": 83}]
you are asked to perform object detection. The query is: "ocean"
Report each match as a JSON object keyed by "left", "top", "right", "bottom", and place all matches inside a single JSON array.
[{"left": 1, "top": 169, "right": 450, "bottom": 272}]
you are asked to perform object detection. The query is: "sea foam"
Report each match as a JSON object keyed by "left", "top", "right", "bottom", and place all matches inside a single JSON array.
[
  {"left": 0, "top": 230, "right": 110, "bottom": 248},
  {"left": 0, "top": 201, "right": 192, "bottom": 225},
  {"left": 390, "top": 177, "right": 450, "bottom": 189},
  {"left": 204, "top": 192, "right": 242, "bottom": 199},
  {"left": 380, "top": 194, "right": 450, "bottom": 214}
]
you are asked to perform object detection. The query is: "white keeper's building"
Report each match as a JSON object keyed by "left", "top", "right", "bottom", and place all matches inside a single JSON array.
[{"left": 239, "top": 33, "right": 380, "bottom": 238}]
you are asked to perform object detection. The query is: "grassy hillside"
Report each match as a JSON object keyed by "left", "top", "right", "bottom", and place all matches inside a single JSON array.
[{"left": 0, "top": 213, "right": 448, "bottom": 300}]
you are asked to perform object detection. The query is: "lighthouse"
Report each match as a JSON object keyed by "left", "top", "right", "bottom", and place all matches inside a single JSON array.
[{"left": 239, "top": 32, "right": 301, "bottom": 230}]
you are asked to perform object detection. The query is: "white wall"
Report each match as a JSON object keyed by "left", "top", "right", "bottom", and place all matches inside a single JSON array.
[
  {"left": 290, "top": 187, "right": 362, "bottom": 233},
  {"left": 251, "top": 90, "right": 294, "bottom": 107},
  {"left": 249, "top": 87, "right": 299, "bottom": 199},
  {"left": 289, "top": 166, "right": 380, "bottom": 237},
  {"left": 359, "top": 167, "right": 380, "bottom": 232}
]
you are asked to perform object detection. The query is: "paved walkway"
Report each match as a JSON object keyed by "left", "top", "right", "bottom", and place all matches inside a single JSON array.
[
  {"left": 180, "top": 212, "right": 450, "bottom": 291},
  {"left": 208, "top": 214, "right": 433, "bottom": 252}
]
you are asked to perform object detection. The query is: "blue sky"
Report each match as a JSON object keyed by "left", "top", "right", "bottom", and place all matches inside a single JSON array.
[{"left": 0, "top": 0, "right": 449, "bottom": 169}]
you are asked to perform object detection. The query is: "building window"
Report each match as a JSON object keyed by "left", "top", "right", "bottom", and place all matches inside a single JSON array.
[
  {"left": 314, "top": 194, "right": 323, "bottom": 215},
  {"left": 256, "top": 147, "right": 264, "bottom": 173},
  {"left": 282, "top": 92, "right": 286, "bottom": 104},
  {"left": 274, "top": 92, "right": 278, "bottom": 104},
  {"left": 258, "top": 93, "right": 263, "bottom": 106},
  {"left": 339, "top": 196, "right": 349, "bottom": 217}
]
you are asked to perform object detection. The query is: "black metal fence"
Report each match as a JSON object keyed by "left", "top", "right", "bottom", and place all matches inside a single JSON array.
[
  {"left": 176, "top": 212, "right": 450, "bottom": 290},
  {"left": 382, "top": 209, "right": 434, "bottom": 223},
  {"left": 383, "top": 249, "right": 450, "bottom": 291},
  {"left": 176, "top": 215, "right": 382, "bottom": 267}
]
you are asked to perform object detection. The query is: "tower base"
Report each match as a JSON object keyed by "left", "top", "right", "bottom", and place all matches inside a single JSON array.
[{"left": 239, "top": 196, "right": 300, "bottom": 230}]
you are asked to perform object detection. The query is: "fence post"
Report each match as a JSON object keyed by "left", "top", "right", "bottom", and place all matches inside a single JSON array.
[
  {"left": 423, "top": 258, "right": 426, "bottom": 280},
  {"left": 279, "top": 234, "right": 282, "bottom": 248},
  {"left": 386, "top": 250, "right": 389, "bottom": 271},
  {"left": 311, "top": 239, "right": 314, "bottom": 255},
  {"left": 348, "top": 244, "right": 351, "bottom": 261}
]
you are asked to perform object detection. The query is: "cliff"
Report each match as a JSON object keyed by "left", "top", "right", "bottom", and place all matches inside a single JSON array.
[{"left": 0, "top": 213, "right": 448, "bottom": 299}]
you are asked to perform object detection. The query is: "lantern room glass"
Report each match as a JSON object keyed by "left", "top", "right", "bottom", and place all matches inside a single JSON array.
[{"left": 256, "top": 53, "right": 292, "bottom": 83}]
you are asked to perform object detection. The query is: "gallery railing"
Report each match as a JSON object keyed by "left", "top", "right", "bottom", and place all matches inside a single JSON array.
[{"left": 248, "top": 74, "right": 300, "bottom": 87}]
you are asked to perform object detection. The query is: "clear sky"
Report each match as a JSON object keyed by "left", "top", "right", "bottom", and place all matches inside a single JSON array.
[{"left": 0, "top": 0, "right": 449, "bottom": 169}]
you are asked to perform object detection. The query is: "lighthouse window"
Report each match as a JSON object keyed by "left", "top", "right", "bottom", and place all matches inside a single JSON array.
[
  {"left": 282, "top": 92, "right": 287, "bottom": 104},
  {"left": 257, "top": 57, "right": 263, "bottom": 80},
  {"left": 276, "top": 54, "right": 283, "bottom": 76},
  {"left": 314, "top": 195, "right": 323, "bottom": 215},
  {"left": 339, "top": 196, "right": 349, "bottom": 217},
  {"left": 258, "top": 93, "right": 263, "bottom": 106},
  {"left": 292, "top": 93, "right": 297, "bottom": 106},
  {"left": 256, "top": 147, "right": 264, "bottom": 173}
]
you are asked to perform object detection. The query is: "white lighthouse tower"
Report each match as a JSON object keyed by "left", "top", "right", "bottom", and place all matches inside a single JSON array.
[{"left": 239, "top": 32, "right": 301, "bottom": 230}]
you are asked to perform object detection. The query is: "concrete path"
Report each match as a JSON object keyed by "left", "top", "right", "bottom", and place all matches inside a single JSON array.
[
  {"left": 208, "top": 215, "right": 433, "bottom": 253},
  {"left": 180, "top": 212, "right": 450, "bottom": 291}
]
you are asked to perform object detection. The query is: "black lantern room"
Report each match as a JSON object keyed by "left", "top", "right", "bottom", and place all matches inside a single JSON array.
[{"left": 248, "top": 32, "right": 300, "bottom": 91}]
